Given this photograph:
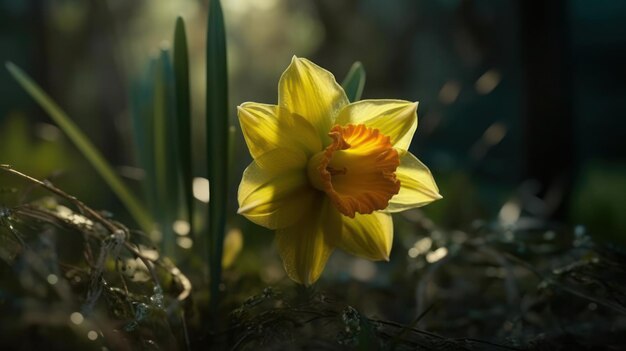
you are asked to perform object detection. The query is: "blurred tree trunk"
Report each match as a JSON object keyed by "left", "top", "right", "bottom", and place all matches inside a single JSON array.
[{"left": 520, "top": 0, "right": 574, "bottom": 220}]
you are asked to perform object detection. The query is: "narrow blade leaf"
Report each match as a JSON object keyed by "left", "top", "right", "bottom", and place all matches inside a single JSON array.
[
  {"left": 206, "top": 0, "right": 229, "bottom": 314},
  {"left": 131, "top": 57, "right": 159, "bottom": 221},
  {"left": 5, "top": 61, "right": 153, "bottom": 233},
  {"left": 173, "top": 16, "right": 194, "bottom": 237},
  {"left": 341, "top": 61, "right": 366, "bottom": 102},
  {"left": 153, "top": 49, "right": 182, "bottom": 256}
]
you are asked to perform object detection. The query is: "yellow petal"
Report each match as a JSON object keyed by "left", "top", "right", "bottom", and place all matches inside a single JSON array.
[
  {"left": 238, "top": 148, "right": 316, "bottom": 229},
  {"left": 334, "top": 211, "right": 393, "bottom": 261},
  {"left": 386, "top": 152, "right": 442, "bottom": 212},
  {"left": 335, "top": 100, "right": 418, "bottom": 152},
  {"left": 275, "top": 197, "right": 341, "bottom": 285},
  {"left": 278, "top": 56, "right": 349, "bottom": 143},
  {"left": 238, "top": 102, "right": 322, "bottom": 159}
]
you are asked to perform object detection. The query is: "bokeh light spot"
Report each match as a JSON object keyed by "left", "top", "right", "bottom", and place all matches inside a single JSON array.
[
  {"left": 475, "top": 69, "right": 501, "bottom": 94},
  {"left": 426, "top": 247, "right": 448, "bottom": 263},
  {"left": 47, "top": 274, "right": 58, "bottom": 285},
  {"left": 193, "top": 177, "right": 210, "bottom": 203},
  {"left": 70, "top": 312, "right": 84, "bottom": 325},
  {"left": 173, "top": 220, "right": 190, "bottom": 236}
]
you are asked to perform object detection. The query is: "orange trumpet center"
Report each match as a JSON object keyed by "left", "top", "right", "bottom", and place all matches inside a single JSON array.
[{"left": 307, "top": 124, "right": 400, "bottom": 217}]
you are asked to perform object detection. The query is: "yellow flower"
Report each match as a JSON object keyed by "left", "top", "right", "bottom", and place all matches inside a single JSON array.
[{"left": 237, "top": 57, "right": 442, "bottom": 285}]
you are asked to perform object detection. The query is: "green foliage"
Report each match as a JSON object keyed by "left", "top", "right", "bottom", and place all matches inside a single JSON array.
[
  {"left": 131, "top": 57, "right": 159, "bottom": 227},
  {"left": 206, "top": 0, "right": 229, "bottom": 316},
  {"left": 214, "top": 215, "right": 626, "bottom": 350},
  {"left": 0, "top": 167, "right": 191, "bottom": 350},
  {"left": 571, "top": 162, "right": 626, "bottom": 245},
  {"left": 3, "top": 165, "right": 626, "bottom": 349},
  {"left": 173, "top": 17, "right": 194, "bottom": 239},
  {"left": 153, "top": 49, "right": 182, "bottom": 256},
  {"left": 5, "top": 62, "right": 153, "bottom": 234},
  {"left": 0, "top": 114, "right": 76, "bottom": 179},
  {"left": 130, "top": 39, "right": 193, "bottom": 258},
  {"left": 341, "top": 61, "right": 366, "bottom": 102}
]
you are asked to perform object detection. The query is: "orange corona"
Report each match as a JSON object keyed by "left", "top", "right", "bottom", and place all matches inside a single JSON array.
[{"left": 307, "top": 124, "right": 400, "bottom": 217}]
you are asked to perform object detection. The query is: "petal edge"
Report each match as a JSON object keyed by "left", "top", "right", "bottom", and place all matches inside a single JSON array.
[
  {"left": 278, "top": 56, "right": 349, "bottom": 144},
  {"left": 275, "top": 197, "right": 341, "bottom": 285},
  {"left": 238, "top": 102, "right": 322, "bottom": 159},
  {"left": 237, "top": 148, "right": 314, "bottom": 229},
  {"left": 335, "top": 211, "right": 393, "bottom": 261},
  {"left": 386, "top": 152, "right": 442, "bottom": 213},
  {"left": 335, "top": 99, "right": 418, "bottom": 152}
]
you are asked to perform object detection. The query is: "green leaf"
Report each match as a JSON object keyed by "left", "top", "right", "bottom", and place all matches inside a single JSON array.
[
  {"left": 5, "top": 61, "right": 153, "bottom": 233},
  {"left": 173, "top": 16, "right": 194, "bottom": 237},
  {"left": 129, "top": 51, "right": 182, "bottom": 258},
  {"left": 341, "top": 61, "right": 366, "bottom": 102},
  {"left": 131, "top": 57, "right": 159, "bottom": 220},
  {"left": 153, "top": 49, "right": 182, "bottom": 256},
  {"left": 206, "top": 0, "right": 229, "bottom": 315}
]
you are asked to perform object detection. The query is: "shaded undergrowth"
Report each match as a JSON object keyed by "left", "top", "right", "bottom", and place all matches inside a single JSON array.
[
  {"left": 1, "top": 166, "right": 626, "bottom": 350},
  {"left": 0, "top": 165, "right": 191, "bottom": 350}
]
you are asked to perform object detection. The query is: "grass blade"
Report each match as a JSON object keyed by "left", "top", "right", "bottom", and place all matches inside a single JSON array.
[
  {"left": 341, "top": 61, "right": 366, "bottom": 102},
  {"left": 131, "top": 57, "right": 159, "bottom": 222},
  {"left": 173, "top": 17, "right": 194, "bottom": 237},
  {"left": 5, "top": 61, "right": 153, "bottom": 233},
  {"left": 153, "top": 49, "right": 181, "bottom": 257},
  {"left": 206, "top": 0, "right": 229, "bottom": 316}
]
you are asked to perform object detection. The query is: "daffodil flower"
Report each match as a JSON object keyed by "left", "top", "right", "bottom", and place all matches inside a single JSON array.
[{"left": 237, "top": 57, "right": 442, "bottom": 285}]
